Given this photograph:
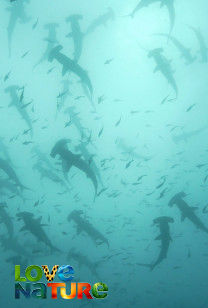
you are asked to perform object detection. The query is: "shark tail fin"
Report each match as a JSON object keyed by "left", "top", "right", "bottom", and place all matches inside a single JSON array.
[
  {"left": 122, "top": 13, "right": 134, "bottom": 18},
  {"left": 20, "top": 185, "right": 34, "bottom": 192},
  {"left": 137, "top": 263, "right": 155, "bottom": 271}
]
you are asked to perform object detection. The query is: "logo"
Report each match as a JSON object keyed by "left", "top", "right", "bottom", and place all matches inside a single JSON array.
[{"left": 15, "top": 265, "right": 108, "bottom": 300}]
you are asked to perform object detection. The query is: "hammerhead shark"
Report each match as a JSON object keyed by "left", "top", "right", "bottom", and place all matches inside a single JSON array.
[
  {"left": 0, "top": 177, "right": 23, "bottom": 199},
  {"left": 33, "top": 161, "right": 70, "bottom": 192},
  {"left": 51, "top": 139, "right": 98, "bottom": 198},
  {"left": 189, "top": 26, "right": 208, "bottom": 63},
  {"left": 0, "top": 158, "right": 30, "bottom": 191},
  {"left": 116, "top": 138, "right": 150, "bottom": 161},
  {"left": 56, "top": 80, "right": 71, "bottom": 113},
  {"left": 7, "top": 0, "right": 30, "bottom": 56},
  {"left": 130, "top": 0, "right": 175, "bottom": 34},
  {"left": 0, "top": 203, "right": 14, "bottom": 238},
  {"left": 85, "top": 7, "right": 115, "bottom": 35},
  {"left": 5, "top": 85, "right": 33, "bottom": 136},
  {"left": 17, "top": 212, "right": 61, "bottom": 252},
  {"left": 68, "top": 210, "right": 109, "bottom": 247},
  {"left": 34, "top": 22, "right": 59, "bottom": 68},
  {"left": 138, "top": 216, "right": 174, "bottom": 270},
  {"left": 172, "top": 126, "right": 208, "bottom": 143},
  {"left": 148, "top": 48, "right": 178, "bottom": 97},
  {"left": 0, "top": 137, "right": 13, "bottom": 165},
  {"left": 155, "top": 33, "right": 196, "bottom": 65},
  {"left": 75, "top": 141, "right": 103, "bottom": 186},
  {"left": 169, "top": 192, "right": 208, "bottom": 234},
  {"left": 66, "top": 15, "right": 84, "bottom": 62},
  {"left": 49, "top": 45, "right": 93, "bottom": 99},
  {"left": 65, "top": 106, "right": 87, "bottom": 139}
]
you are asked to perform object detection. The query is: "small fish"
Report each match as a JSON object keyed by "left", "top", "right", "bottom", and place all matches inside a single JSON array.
[
  {"left": 186, "top": 104, "right": 196, "bottom": 112},
  {"left": 4, "top": 71, "right": 11, "bottom": 82},
  {"left": 64, "top": 120, "right": 71, "bottom": 128},
  {"left": 21, "top": 101, "right": 33, "bottom": 109},
  {"left": 34, "top": 200, "right": 39, "bottom": 207},
  {"left": 137, "top": 175, "right": 147, "bottom": 182},
  {"left": 156, "top": 177, "right": 166, "bottom": 189},
  {"left": 57, "top": 90, "right": 68, "bottom": 99},
  {"left": 130, "top": 110, "right": 140, "bottom": 114},
  {"left": 157, "top": 188, "right": 168, "bottom": 199},
  {"left": 22, "top": 141, "right": 33, "bottom": 145},
  {"left": 204, "top": 175, "right": 208, "bottom": 183},
  {"left": 173, "top": 266, "right": 181, "bottom": 270},
  {"left": 21, "top": 51, "right": 30, "bottom": 58},
  {"left": 104, "top": 58, "right": 113, "bottom": 65},
  {"left": 203, "top": 205, "right": 208, "bottom": 214},
  {"left": 8, "top": 195, "right": 16, "bottom": 199},
  {"left": 97, "top": 187, "right": 108, "bottom": 196},
  {"left": 75, "top": 96, "right": 84, "bottom": 100},
  {"left": 197, "top": 164, "right": 207, "bottom": 169},
  {"left": 98, "top": 95, "right": 105, "bottom": 104},
  {"left": 125, "top": 159, "right": 134, "bottom": 169},
  {"left": 115, "top": 117, "right": 122, "bottom": 127},
  {"left": 32, "top": 18, "right": 39, "bottom": 30},
  {"left": 47, "top": 67, "right": 55, "bottom": 74},
  {"left": 98, "top": 127, "right": 104, "bottom": 137},
  {"left": 160, "top": 94, "right": 170, "bottom": 105},
  {"left": 19, "top": 87, "right": 24, "bottom": 103},
  {"left": 22, "top": 128, "right": 32, "bottom": 135}
]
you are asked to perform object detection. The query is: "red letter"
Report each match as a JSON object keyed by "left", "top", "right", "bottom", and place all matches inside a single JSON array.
[
  {"left": 47, "top": 283, "right": 65, "bottom": 299},
  {"left": 77, "top": 283, "right": 93, "bottom": 299}
]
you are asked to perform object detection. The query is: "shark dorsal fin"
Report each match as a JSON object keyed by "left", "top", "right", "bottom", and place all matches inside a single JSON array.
[
  {"left": 181, "top": 213, "right": 186, "bottom": 221},
  {"left": 155, "top": 235, "right": 162, "bottom": 240}
]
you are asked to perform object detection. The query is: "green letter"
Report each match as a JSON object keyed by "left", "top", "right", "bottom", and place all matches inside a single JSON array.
[
  {"left": 15, "top": 265, "right": 26, "bottom": 282},
  {"left": 25, "top": 265, "right": 42, "bottom": 282},
  {"left": 92, "top": 282, "right": 108, "bottom": 299}
]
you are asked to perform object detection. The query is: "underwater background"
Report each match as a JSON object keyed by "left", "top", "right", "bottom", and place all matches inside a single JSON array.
[{"left": 0, "top": 0, "right": 208, "bottom": 307}]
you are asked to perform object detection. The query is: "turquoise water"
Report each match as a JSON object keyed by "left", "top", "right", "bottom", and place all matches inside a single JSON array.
[{"left": 1, "top": 0, "right": 208, "bottom": 307}]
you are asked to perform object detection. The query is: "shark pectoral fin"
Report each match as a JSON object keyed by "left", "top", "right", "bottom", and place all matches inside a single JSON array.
[
  {"left": 76, "top": 227, "right": 81, "bottom": 235},
  {"left": 181, "top": 213, "right": 186, "bottom": 221},
  {"left": 154, "top": 66, "right": 159, "bottom": 73},
  {"left": 36, "top": 217, "right": 42, "bottom": 223},
  {"left": 155, "top": 235, "right": 162, "bottom": 240},
  {"left": 20, "top": 226, "right": 27, "bottom": 232},
  {"left": 191, "top": 207, "right": 198, "bottom": 211},
  {"left": 62, "top": 66, "right": 68, "bottom": 76},
  {"left": 62, "top": 159, "right": 72, "bottom": 173},
  {"left": 66, "top": 32, "right": 73, "bottom": 38}
]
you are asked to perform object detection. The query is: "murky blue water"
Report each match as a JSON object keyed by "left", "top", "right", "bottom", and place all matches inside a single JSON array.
[{"left": 0, "top": 0, "right": 208, "bottom": 307}]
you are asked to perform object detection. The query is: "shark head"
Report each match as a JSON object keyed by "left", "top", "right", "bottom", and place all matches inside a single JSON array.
[
  {"left": 48, "top": 45, "right": 63, "bottom": 62},
  {"left": 169, "top": 192, "right": 186, "bottom": 207},
  {"left": 51, "top": 139, "right": 71, "bottom": 158},
  {"left": 44, "top": 23, "right": 59, "bottom": 30},
  {"left": 16, "top": 211, "right": 34, "bottom": 220},
  {"left": 66, "top": 14, "right": 83, "bottom": 23},
  {"left": 148, "top": 48, "right": 163, "bottom": 58},
  {"left": 68, "top": 210, "right": 83, "bottom": 221},
  {"left": 153, "top": 216, "right": 174, "bottom": 225}
]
